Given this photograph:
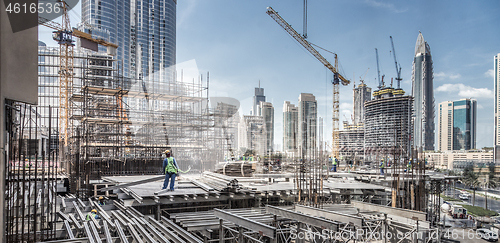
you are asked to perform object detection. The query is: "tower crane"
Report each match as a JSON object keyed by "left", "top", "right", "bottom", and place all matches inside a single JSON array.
[
  {"left": 390, "top": 36, "right": 402, "bottom": 89},
  {"left": 375, "top": 48, "right": 384, "bottom": 89},
  {"left": 266, "top": 6, "right": 350, "bottom": 160},
  {"left": 359, "top": 68, "right": 369, "bottom": 84},
  {"left": 38, "top": 1, "right": 117, "bottom": 147}
]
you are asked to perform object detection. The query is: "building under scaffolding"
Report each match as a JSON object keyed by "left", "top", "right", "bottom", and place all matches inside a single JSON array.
[
  {"left": 364, "top": 87, "right": 412, "bottom": 163},
  {"left": 339, "top": 122, "right": 364, "bottom": 164},
  {"left": 37, "top": 44, "right": 233, "bottom": 197}
]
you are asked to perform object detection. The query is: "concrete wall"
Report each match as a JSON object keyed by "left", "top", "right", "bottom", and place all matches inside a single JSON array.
[{"left": 0, "top": 3, "right": 38, "bottom": 241}]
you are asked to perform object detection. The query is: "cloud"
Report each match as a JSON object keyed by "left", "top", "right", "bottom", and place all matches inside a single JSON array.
[
  {"left": 364, "top": 0, "right": 408, "bottom": 13},
  {"left": 177, "top": 0, "right": 197, "bottom": 27},
  {"left": 485, "top": 69, "right": 495, "bottom": 78},
  {"left": 435, "top": 83, "right": 493, "bottom": 99},
  {"left": 434, "top": 71, "right": 461, "bottom": 80}
]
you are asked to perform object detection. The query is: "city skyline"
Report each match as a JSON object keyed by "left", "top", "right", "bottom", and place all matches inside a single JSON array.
[{"left": 38, "top": 1, "right": 500, "bottom": 149}]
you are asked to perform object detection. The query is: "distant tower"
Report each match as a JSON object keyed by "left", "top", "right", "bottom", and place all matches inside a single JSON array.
[
  {"left": 298, "top": 93, "right": 317, "bottom": 159},
  {"left": 253, "top": 82, "right": 265, "bottom": 115},
  {"left": 494, "top": 54, "right": 500, "bottom": 160},
  {"left": 412, "top": 32, "right": 435, "bottom": 151},
  {"left": 353, "top": 83, "right": 372, "bottom": 125},
  {"left": 283, "top": 101, "right": 298, "bottom": 156},
  {"left": 438, "top": 99, "right": 476, "bottom": 151},
  {"left": 260, "top": 101, "right": 274, "bottom": 155}
]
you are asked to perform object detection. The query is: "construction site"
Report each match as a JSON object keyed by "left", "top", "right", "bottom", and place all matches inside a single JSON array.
[{"left": 2, "top": 2, "right": 473, "bottom": 243}]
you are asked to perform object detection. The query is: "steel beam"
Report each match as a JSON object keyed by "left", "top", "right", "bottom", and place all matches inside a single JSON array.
[
  {"left": 127, "top": 223, "right": 144, "bottom": 243},
  {"left": 147, "top": 216, "right": 186, "bottom": 243},
  {"left": 64, "top": 220, "right": 75, "bottom": 239},
  {"left": 132, "top": 218, "right": 157, "bottom": 243},
  {"left": 265, "top": 205, "right": 339, "bottom": 231},
  {"left": 161, "top": 216, "right": 204, "bottom": 243},
  {"left": 103, "top": 221, "right": 113, "bottom": 243},
  {"left": 83, "top": 222, "right": 96, "bottom": 243},
  {"left": 99, "top": 175, "right": 165, "bottom": 192},
  {"left": 115, "top": 219, "right": 129, "bottom": 243},
  {"left": 295, "top": 204, "right": 363, "bottom": 227},
  {"left": 89, "top": 221, "right": 102, "bottom": 243},
  {"left": 351, "top": 201, "right": 426, "bottom": 221},
  {"left": 213, "top": 209, "right": 276, "bottom": 239}
]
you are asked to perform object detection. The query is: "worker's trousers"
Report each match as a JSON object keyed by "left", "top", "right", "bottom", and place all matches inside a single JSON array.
[
  {"left": 163, "top": 173, "right": 176, "bottom": 190},
  {"left": 331, "top": 165, "right": 337, "bottom": 172}
]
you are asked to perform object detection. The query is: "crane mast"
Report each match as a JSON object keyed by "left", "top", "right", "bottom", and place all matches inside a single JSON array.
[
  {"left": 390, "top": 36, "right": 402, "bottom": 89},
  {"left": 39, "top": 0, "right": 118, "bottom": 149},
  {"left": 266, "top": 6, "right": 350, "bottom": 161}
]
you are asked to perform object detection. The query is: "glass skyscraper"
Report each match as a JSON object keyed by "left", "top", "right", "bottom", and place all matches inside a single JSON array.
[
  {"left": 82, "top": 0, "right": 176, "bottom": 82},
  {"left": 298, "top": 93, "right": 317, "bottom": 159},
  {"left": 412, "top": 32, "right": 435, "bottom": 151},
  {"left": 437, "top": 99, "right": 476, "bottom": 151},
  {"left": 283, "top": 101, "right": 298, "bottom": 155}
]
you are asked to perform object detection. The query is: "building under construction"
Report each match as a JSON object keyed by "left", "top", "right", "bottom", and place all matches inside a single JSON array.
[
  {"left": 36, "top": 44, "right": 236, "bottom": 197},
  {"left": 364, "top": 87, "right": 412, "bottom": 163}
]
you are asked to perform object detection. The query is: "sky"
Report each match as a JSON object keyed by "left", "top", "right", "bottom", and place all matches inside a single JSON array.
[{"left": 39, "top": 0, "right": 500, "bottom": 151}]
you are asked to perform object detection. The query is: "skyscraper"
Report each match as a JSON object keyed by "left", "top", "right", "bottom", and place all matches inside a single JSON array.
[
  {"left": 283, "top": 101, "right": 298, "bottom": 155},
  {"left": 253, "top": 84, "right": 265, "bottom": 116},
  {"left": 494, "top": 53, "right": 500, "bottom": 159},
  {"left": 82, "top": 0, "right": 176, "bottom": 81},
  {"left": 260, "top": 101, "right": 274, "bottom": 154},
  {"left": 353, "top": 83, "right": 372, "bottom": 125},
  {"left": 298, "top": 93, "right": 317, "bottom": 159},
  {"left": 438, "top": 99, "right": 476, "bottom": 151},
  {"left": 412, "top": 32, "right": 435, "bottom": 151}
]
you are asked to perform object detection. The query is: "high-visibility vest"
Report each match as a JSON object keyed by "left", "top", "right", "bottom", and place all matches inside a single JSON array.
[
  {"left": 86, "top": 212, "right": 96, "bottom": 220},
  {"left": 333, "top": 159, "right": 338, "bottom": 165},
  {"left": 165, "top": 157, "right": 177, "bottom": 174},
  {"left": 380, "top": 162, "right": 385, "bottom": 168}
]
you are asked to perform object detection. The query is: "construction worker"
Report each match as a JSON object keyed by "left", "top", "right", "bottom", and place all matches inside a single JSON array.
[
  {"left": 331, "top": 156, "right": 338, "bottom": 172},
  {"left": 380, "top": 159, "right": 385, "bottom": 175},
  {"left": 407, "top": 159, "right": 412, "bottom": 172},
  {"left": 86, "top": 209, "right": 99, "bottom": 220},
  {"left": 162, "top": 150, "right": 179, "bottom": 191},
  {"left": 98, "top": 196, "right": 105, "bottom": 206}
]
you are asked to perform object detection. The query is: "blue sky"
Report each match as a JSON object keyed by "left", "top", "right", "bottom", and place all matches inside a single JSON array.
[{"left": 39, "top": 0, "right": 500, "bottom": 150}]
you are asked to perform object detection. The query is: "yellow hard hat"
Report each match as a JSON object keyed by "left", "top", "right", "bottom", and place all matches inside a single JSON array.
[
  {"left": 98, "top": 196, "right": 103, "bottom": 200},
  {"left": 91, "top": 209, "right": 97, "bottom": 213},
  {"left": 164, "top": 150, "right": 170, "bottom": 154}
]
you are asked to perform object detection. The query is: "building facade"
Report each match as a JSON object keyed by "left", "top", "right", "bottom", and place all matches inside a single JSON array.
[
  {"left": 283, "top": 101, "right": 298, "bottom": 156},
  {"left": 82, "top": 0, "right": 176, "bottom": 82},
  {"left": 426, "top": 151, "right": 493, "bottom": 170},
  {"left": 298, "top": 93, "right": 317, "bottom": 159},
  {"left": 412, "top": 32, "right": 435, "bottom": 151},
  {"left": 253, "top": 85, "right": 265, "bottom": 116},
  {"left": 259, "top": 101, "right": 274, "bottom": 155},
  {"left": 353, "top": 83, "right": 372, "bottom": 125},
  {"left": 494, "top": 54, "right": 500, "bottom": 160},
  {"left": 438, "top": 99, "right": 477, "bottom": 151},
  {"left": 239, "top": 116, "right": 267, "bottom": 156},
  {"left": 364, "top": 88, "right": 413, "bottom": 162}
]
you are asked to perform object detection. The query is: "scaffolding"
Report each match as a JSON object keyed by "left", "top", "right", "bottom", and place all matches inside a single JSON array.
[{"left": 339, "top": 122, "right": 364, "bottom": 165}]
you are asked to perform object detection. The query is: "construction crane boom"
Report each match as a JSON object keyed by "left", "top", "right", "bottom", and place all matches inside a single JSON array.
[
  {"left": 266, "top": 7, "right": 350, "bottom": 85},
  {"left": 390, "top": 36, "right": 402, "bottom": 89},
  {"left": 375, "top": 48, "right": 383, "bottom": 89},
  {"left": 266, "top": 6, "right": 350, "bottom": 161}
]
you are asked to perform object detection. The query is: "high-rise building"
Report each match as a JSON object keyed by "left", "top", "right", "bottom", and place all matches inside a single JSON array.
[
  {"left": 495, "top": 54, "right": 500, "bottom": 160},
  {"left": 253, "top": 85, "right": 265, "bottom": 116},
  {"left": 82, "top": 0, "right": 176, "bottom": 82},
  {"left": 318, "top": 117, "right": 324, "bottom": 153},
  {"left": 412, "top": 31, "right": 435, "bottom": 151},
  {"left": 353, "top": 83, "right": 372, "bottom": 125},
  {"left": 365, "top": 88, "right": 413, "bottom": 161},
  {"left": 298, "top": 93, "right": 317, "bottom": 159},
  {"left": 437, "top": 99, "right": 477, "bottom": 151},
  {"left": 260, "top": 101, "right": 274, "bottom": 154},
  {"left": 283, "top": 101, "right": 298, "bottom": 155},
  {"left": 238, "top": 115, "right": 267, "bottom": 156}
]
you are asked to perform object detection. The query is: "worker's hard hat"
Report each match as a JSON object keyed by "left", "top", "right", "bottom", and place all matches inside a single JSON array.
[
  {"left": 164, "top": 150, "right": 170, "bottom": 154},
  {"left": 381, "top": 159, "right": 384, "bottom": 161},
  {"left": 98, "top": 196, "right": 103, "bottom": 200},
  {"left": 91, "top": 209, "right": 97, "bottom": 213}
]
